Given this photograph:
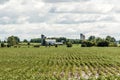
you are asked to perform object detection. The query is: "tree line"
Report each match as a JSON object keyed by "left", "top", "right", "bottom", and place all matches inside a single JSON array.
[
  {"left": 0, "top": 35, "right": 119, "bottom": 47},
  {"left": 81, "top": 36, "right": 118, "bottom": 47}
]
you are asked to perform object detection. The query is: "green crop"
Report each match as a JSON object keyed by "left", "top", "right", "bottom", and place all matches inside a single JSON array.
[{"left": 0, "top": 46, "right": 120, "bottom": 80}]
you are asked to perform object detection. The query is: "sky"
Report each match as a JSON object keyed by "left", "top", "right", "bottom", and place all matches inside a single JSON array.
[{"left": 0, "top": 0, "right": 120, "bottom": 41}]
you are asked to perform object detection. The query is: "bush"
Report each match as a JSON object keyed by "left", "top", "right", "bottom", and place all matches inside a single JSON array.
[
  {"left": 7, "top": 44, "right": 11, "bottom": 48},
  {"left": 81, "top": 41, "right": 95, "bottom": 47},
  {"left": 14, "top": 45, "right": 18, "bottom": 48},
  {"left": 81, "top": 44, "right": 87, "bottom": 47},
  {"left": 97, "top": 40, "right": 109, "bottom": 47},
  {"left": 27, "top": 42, "right": 30, "bottom": 48},
  {"left": 55, "top": 44, "right": 58, "bottom": 47},
  {"left": 66, "top": 42, "right": 72, "bottom": 47},
  {"left": 27, "top": 42, "right": 30, "bottom": 45},
  {"left": 1, "top": 42, "right": 5, "bottom": 47},
  {"left": 109, "top": 42, "right": 118, "bottom": 47},
  {"left": 34, "top": 45, "right": 40, "bottom": 48}
]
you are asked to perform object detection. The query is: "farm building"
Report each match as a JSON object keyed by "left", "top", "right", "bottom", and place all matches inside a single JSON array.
[
  {"left": 80, "top": 33, "right": 85, "bottom": 40},
  {"left": 41, "top": 34, "right": 46, "bottom": 46},
  {"left": 46, "top": 39, "right": 56, "bottom": 45},
  {"left": 46, "top": 39, "right": 63, "bottom": 45},
  {"left": 55, "top": 42, "right": 63, "bottom": 45},
  {"left": 41, "top": 34, "right": 63, "bottom": 46}
]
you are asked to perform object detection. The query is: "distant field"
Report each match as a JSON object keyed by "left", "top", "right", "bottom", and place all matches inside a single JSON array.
[{"left": 0, "top": 46, "right": 120, "bottom": 80}]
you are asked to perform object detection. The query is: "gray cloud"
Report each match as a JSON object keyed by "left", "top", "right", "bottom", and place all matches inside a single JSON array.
[
  {"left": 43, "top": 0, "right": 90, "bottom": 3},
  {"left": 0, "top": 0, "right": 9, "bottom": 4},
  {"left": 55, "top": 19, "right": 97, "bottom": 24},
  {"left": 48, "top": 13, "right": 116, "bottom": 24}
]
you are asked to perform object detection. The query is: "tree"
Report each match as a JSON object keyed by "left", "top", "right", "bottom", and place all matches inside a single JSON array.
[
  {"left": 1, "top": 42, "right": 5, "bottom": 47},
  {"left": 56, "top": 37, "right": 67, "bottom": 44},
  {"left": 23, "top": 39, "right": 28, "bottom": 43},
  {"left": 30, "top": 38, "right": 41, "bottom": 43},
  {"left": 7, "top": 36, "right": 20, "bottom": 46},
  {"left": 81, "top": 41, "right": 95, "bottom": 47},
  {"left": 119, "top": 40, "right": 120, "bottom": 44},
  {"left": 66, "top": 42, "right": 72, "bottom": 47},
  {"left": 88, "top": 36, "right": 96, "bottom": 41},
  {"left": 105, "top": 36, "right": 117, "bottom": 47},
  {"left": 96, "top": 37, "right": 103, "bottom": 42},
  {"left": 55, "top": 44, "right": 58, "bottom": 47},
  {"left": 111, "top": 37, "right": 116, "bottom": 42},
  {"left": 109, "top": 42, "right": 117, "bottom": 47},
  {"left": 27, "top": 42, "right": 30, "bottom": 48},
  {"left": 67, "top": 39, "right": 80, "bottom": 44},
  {"left": 97, "top": 40, "right": 109, "bottom": 47},
  {"left": 106, "top": 36, "right": 116, "bottom": 42}
]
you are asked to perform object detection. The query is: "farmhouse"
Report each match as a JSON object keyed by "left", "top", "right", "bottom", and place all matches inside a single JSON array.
[
  {"left": 55, "top": 42, "right": 63, "bottom": 45},
  {"left": 46, "top": 39, "right": 56, "bottom": 45},
  {"left": 41, "top": 34, "right": 63, "bottom": 46}
]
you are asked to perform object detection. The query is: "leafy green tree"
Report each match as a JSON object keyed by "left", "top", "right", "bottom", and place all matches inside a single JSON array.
[
  {"left": 7, "top": 36, "right": 20, "bottom": 46},
  {"left": 23, "top": 39, "right": 28, "bottom": 43},
  {"left": 66, "top": 42, "right": 72, "bottom": 47},
  {"left": 68, "top": 39, "right": 80, "bottom": 44},
  {"left": 106, "top": 36, "right": 116, "bottom": 42},
  {"left": 105, "top": 36, "right": 117, "bottom": 47},
  {"left": 27, "top": 42, "right": 30, "bottom": 48},
  {"left": 3, "top": 40, "right": 7, "bottom": 43},
  {"left": 81, "top": 41, "right": 95, "bottom": 47},
  {"left": 55, "top": 44, "right": 58, "bottom": 47},
  {"left": 119, "top": 40, "right": 120, "bottom": 44},
  {"left": 109, "top": 42, "right": 117, "bottom": 47},
  {"left": 1, "top": 42, "right": 5, "bottom": 47},
  {"left": 96, "top": 37, "right": 103, "bottom": 42},
  {"left": 97, "top": 40, "right": 109, "bottom": 47},
  {"left": 88, "top": 36, "right": 96, "bottom": 41},
  {"left": 30, "top": 38, "right": 41, "bottom": 43},
  {"left": 56, "top": 37, "right": 67, "bottom": 44},
  {"left": 111, "top": 37, "right": 116, "bottom": 42}
]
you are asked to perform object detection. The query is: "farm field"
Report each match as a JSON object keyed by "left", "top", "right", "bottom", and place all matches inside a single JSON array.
[{"left": 0, "top": 46, "right": 120, "bottom": 80}]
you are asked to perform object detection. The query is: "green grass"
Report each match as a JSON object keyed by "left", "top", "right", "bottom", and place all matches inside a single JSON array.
[{"left": 0, "top": 46, "right": 120, "bottom": 80}]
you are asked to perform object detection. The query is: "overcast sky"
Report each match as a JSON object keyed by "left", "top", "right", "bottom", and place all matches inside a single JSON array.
[{"left": 0, "top": 0, "right": 120, "bottom": 40}]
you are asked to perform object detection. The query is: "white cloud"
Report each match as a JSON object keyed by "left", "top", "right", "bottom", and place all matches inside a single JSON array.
[
  {"left": 17, "top": 16, "right": 29, "bottom": 24},
  {"left": 49, "top": 2, "right": 113, "bottom": 14},
  {"left": 0, "top": 0, "right": 120, "bottom": 40},
  {"left": 43, "top": 0, "right": 90, "bottom": 3}
]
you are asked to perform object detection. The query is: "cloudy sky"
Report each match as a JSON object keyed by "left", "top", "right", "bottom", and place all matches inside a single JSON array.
[{"left": 0, "top": 0, "right": 120, "bottom": 40}]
